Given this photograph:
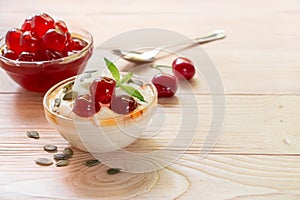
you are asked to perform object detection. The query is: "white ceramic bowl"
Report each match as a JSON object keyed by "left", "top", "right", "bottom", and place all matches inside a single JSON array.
[{"left": 43, "top": 75, "right": 157, "bottom": 153}]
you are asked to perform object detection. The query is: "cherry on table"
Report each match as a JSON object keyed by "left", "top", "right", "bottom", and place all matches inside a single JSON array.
[
  {"left": 110, "top": 95, "right": 138, "bottom": 115},
  {"left": 172, "top": 57, "right": 195, "bottom": 80},
  {"left": 72, "top": 94, "right": 101, "bottom": 118},
  {"left": 5, "top": 28, "right": 23, "bottom": 54},
  {"left": 31, "top": 13, "right": 55, "bottom": 38},
  {"left": 152, "top": 73, "right": 178, "bottom": 98},
  {"left": 90, "top": 77, "right": 116, "bottom": 104}
]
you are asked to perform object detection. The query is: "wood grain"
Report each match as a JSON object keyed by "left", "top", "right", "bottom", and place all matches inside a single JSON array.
[
  {"left": 1, "top": 153, "right": 300, "bottom": 199},
  {"left": 0, "top": 93, "right": 299, "bottom": 155},
  {"left": 0, "top": 0, "right": 300, "bottom": 199}
]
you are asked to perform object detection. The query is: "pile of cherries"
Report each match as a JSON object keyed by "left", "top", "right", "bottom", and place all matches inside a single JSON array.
[
  {"left": 1, "top": 13, "right": 87, "bottom": 61},
  {"left": 152, "top": 57, "right": 196, "bottom": 98},
  {"left": 73, "top": 77, "right": 137, "bottom": 118}
]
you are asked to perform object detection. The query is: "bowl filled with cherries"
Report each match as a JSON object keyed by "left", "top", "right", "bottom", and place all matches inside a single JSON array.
[{"left": 0, "top": 13, "right": 93, "bottom": 93}]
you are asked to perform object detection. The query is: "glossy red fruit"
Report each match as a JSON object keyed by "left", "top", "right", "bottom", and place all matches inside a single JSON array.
[
  {"left": 5, "top": 28, "right": 23, "bottom": 54},
  {"left": 55, "top": 20, "right": 68, "bottom": 33},
  {"left": 43, "top": 29, "right": 66, "bottom": 51},
  {"left": 44, "top": 50, "right": 65, "bottom": 60},
  {"left": 73, "top": 94, "right": 101, "bottom": 118},
  {"left": 66, "top": 38, "right": 87, "bottom": 52},
  {"left": 21, "top": 17, "right": 32, "bottom": 31},
  {"left": 55, "top": 20, "right": 71, "bottom": 44},
  {"left": 152, "top": 73, "right": 178, "bottom": 98},
  {"left": 110, "top": 95, "right": 138, "bottom": 115},
  {"left": 1, "top": 48, "right": 19, "bottom": 60},
  {"left": 90, "top": 77, "right": 116, "bottom": 104},
  {"left": 31, "top": 13, "right": 55, "bottom": 38},
  {"left": 65, "top": 32, "right": 72, "bottom": 45},
  {"left": 20, "top": 31, "right": 39, "bottom": 53},
  {"left": 172, "top": 57, "right": 195, "bottom": 80},
  {"left": 18, "top": 52, "right": 36, "bottom": 61}
]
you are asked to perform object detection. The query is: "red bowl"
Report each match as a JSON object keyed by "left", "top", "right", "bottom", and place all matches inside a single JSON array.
[{"left": 0, "top": 28, "right": 93, "bottom": 93}]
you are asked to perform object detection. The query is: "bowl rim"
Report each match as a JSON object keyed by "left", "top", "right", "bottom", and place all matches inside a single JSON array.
[
  {"left": 43, "top": 74, "right": 158, "bottom": 125},
  {"left": 0, "top": 28, "right": 93, "bottom": 67}
]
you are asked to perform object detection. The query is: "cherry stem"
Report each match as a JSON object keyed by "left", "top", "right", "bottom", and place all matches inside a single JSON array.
[{"left": 151, "top": 64, "right": 172, "bottom": 73}]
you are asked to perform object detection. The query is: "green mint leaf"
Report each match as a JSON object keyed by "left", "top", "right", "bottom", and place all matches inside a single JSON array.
[
  {"left": 119, "top": 72, "right": 134, "bottom": 85},
  {"left": 120, "top": 85, "right": 146, "bottom": 102},
  {"left": 104, "top": 57, "right": 120, "bottom": 82}
]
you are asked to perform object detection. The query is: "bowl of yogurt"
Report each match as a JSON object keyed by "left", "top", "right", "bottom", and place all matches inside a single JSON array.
[{"left": 43, "top": 64, "right": 157, "bottom": 153}]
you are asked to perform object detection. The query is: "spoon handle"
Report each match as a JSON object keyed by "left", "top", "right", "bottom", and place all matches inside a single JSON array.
[
  {"left": 162, "top": 30, "right": 226, "bottom": 50},
  {"left": 194, "top": 30, "right": 226, "bottom": 43}
]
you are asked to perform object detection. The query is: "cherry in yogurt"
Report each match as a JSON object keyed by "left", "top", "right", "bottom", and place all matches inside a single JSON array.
[{"left": 73, "top": 94, "right": 101, "bottom": 118}]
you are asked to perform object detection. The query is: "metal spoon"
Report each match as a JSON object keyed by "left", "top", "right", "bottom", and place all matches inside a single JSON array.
[{"left": 112, "top": 30, "right": 226, "bottom": 62}]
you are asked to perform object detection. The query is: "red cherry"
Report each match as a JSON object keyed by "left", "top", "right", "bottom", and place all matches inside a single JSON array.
[
  {"left": 55, "top": 20, "right": 72, "bottom": 44},
  {"left": 65, "top": 32, "right": 72, "bottom": 44},
  {"left": 5, "top": 28, "right": 23, "bottom": 54},
  {"left": 152, "top": 73, "right": 178, "bottom": 98},
  {"left": 44, "top": 50, "right": 65, "bottom": 60},
  {"left": 55, "top": 20, "right": 68, "bottom": 33},
  {"left": 66, "top": 38, "right": 87, "bottom": 52},
  {"left": 43, "top": 29, "right": 66, "bottom": 52},
  {"left": 31, "top": 13, "right": 55, "bottom": 38},
  {"left": 1, "top": 48, "right": 19, "bottom": 60},
  {"left": 110, "top": 95, "right": 138, "bottom": 115},
  {"left": 73, "top": 94, "right": 101, "bottom": 118},
  {"left": 18, "top": 52, "right": 36, "bottom": 61},
  {"left": 21, "top": 17, "right": 32, "bottom": 31},
  {"left": 90, "top": 77, "right": 116, "bottom": 104},
  {"left": 20, "top": 31, "right": 39, "bottom": 53},
  {"left": 172, "top": 57, "right": 195, "bottom": 80}
]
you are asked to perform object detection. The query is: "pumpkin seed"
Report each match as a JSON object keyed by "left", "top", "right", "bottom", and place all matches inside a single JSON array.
[
  {"left": 27, "top": 131, "right": 40, "bottom": 139},
  {"left": 128, "top": 79, "right": 144, "bottom": 87},
  {"left": 53, "top": 153, "right": 68, "bottom": 160},
  {"left": 63, "top": 81, "right": 74, "bottom": 93},
  {"left": 85, "top": 159, "right": 100, "bottom": 167},
  {"left": 54, "top": 98, "right": 61, "bottom": 107},
  {"left": 107, "top": 168, "right": 121, "bottom": 175},
  {"left": 63, "top": 91, "right": 78, "bottom": 101},
  {"left": 85, "top": 70, "right": 97, "bottom": 74},
  {"left": 80, "top": 73, "right": 92, "bottom": 82},
  {"left": 52, "top": 106, "right": 59, "bottom": 112},
  {"left": 135, "top": 80, "right": 144, "bottom": 87},
  {"left": 43, "top": 144, "right": 57, "bottom": 152},
  {"left": 56, "top": 160, "right": 69, "bottom": 167},
  {"left": 35, "top": 158, "right": 53, "bottom": 166},
  {"left": 63, "top": 147, "right": 73, "bottom": 159}
]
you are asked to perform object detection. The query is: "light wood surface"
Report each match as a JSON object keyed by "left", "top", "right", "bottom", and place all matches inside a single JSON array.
[{"left": 0, "top": 0, "right": 300, "bottom": 199}]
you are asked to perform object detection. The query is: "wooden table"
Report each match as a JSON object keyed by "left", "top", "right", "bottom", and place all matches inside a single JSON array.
[{"left": 1, "top": 0, "right": 300, "bottom": 199}]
